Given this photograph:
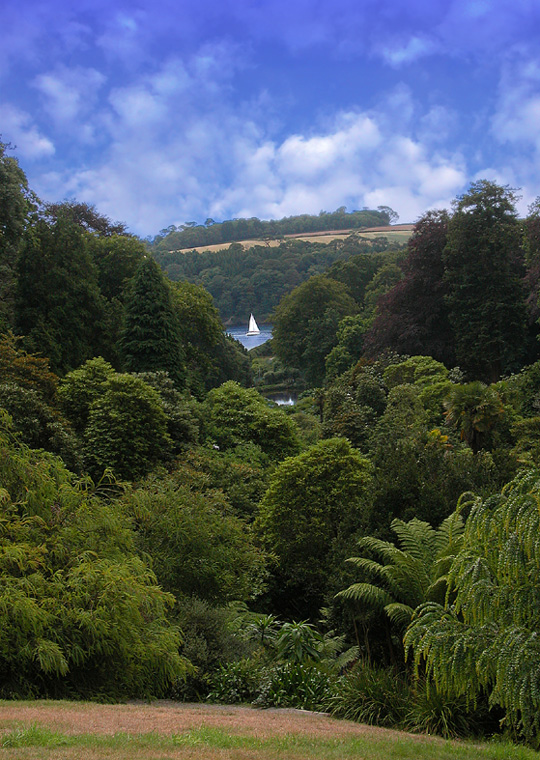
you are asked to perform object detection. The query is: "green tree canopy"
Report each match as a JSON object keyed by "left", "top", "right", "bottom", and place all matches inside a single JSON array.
[
  {"left": 59, "top": 356, "right": 116, "bottom": 434},
  {"left": 84, "top": 373, "right": 172, "bottom": 480},
  {"left": 171, "top": 279, "right": 247, "bottom": 394},
  {"left": 405, "top": 469, "right": 540, "bottom": 746},
  {"left": 273, "top": 274, "right": 357, "bottom": 385},
  {"left": 256, "top": 437, "right": 373, "bottom": 618},
  {"left": 443, "top": 380, "right": 506, "bottom": 453},
  {"left": 338, "top": 515, "right": 464, "bottom": 660},
  {"left": 122, "top": 475, "right": 266, "bottom": 603},
  {"left": 15, "top": 215, "right": 105, "bottom": 373},
  {"left": 0, "top": 415, "right": 187, "bottom": 699},
  {"left": 202, "top": 381, "right": 300, "bottom": 461},
  {"left": 365, "top": 210, "right": 454, "bottom": 365},
  {"left": 0, "top": 142, "right": 37, "bottom": 331}
]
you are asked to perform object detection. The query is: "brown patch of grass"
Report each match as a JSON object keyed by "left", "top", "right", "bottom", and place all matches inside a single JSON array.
[
  {"left": 1, "top": 701, "right": 507, "bottom": 760},
  {"left": 0, "top": 700, "right": 398, "bottom": 739}
]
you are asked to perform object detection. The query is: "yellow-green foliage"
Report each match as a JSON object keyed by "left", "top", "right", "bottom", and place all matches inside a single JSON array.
[
  {"left": 0, "top": 414, "right": 187, "bottom": 699},
  {"left": 339, "top": 514, "right": 464, "bottom": 632}
]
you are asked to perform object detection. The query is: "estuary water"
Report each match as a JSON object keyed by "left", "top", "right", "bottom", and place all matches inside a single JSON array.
[
  {"left": 226, "top": 325, "right": 297, "bottom": 406},
  {"left": 227, "top": 324, "right": 273, "bottom": 350}
]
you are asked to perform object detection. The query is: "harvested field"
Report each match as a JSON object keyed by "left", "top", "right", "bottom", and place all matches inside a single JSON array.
[{"left": 167, "top": 225, "right": 414, "bottom": 254}]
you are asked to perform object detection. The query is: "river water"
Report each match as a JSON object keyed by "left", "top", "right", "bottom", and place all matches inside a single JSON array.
[
  {"left": 226, "top": 324, "right": 297, "bottom": 406},
  {"left": 227, "top": 324, "right": 273, "bottom": 351}
]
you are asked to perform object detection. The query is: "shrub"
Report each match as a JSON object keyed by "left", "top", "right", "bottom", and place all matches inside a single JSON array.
[
  {"left": 206, "top": 659, "right": 263, "bottom": 704},
  {"left": 170, "top": 598, "right": 250, "bottom": 701},
  {"left": 253, "top": 662, "right": 334, "bottom": 710},
  {"left": 326, "top": 662, "right": 409, "bottom": 727},
  {"left": 404, "top": 680, "right": 495, "bottom": 739}
]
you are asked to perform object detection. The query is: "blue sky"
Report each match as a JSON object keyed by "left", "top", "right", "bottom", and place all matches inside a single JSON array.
[{"left": 2, "top": 0, "right": 540, "bottom": 237}]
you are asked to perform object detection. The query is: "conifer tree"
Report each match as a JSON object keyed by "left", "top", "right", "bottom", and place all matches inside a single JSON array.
[
  {"left": 15, "top": 214, "right": 104, "bottom": 373},
  {"left": 443, "top": 181, "right": 527, "bottom": 382},
  {"left": 120, "top": 257, "right": 186, "bottom": 387}
]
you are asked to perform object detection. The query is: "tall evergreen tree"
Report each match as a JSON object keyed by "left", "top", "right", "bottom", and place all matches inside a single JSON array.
[
  {"left": 120, "top": 257, "right": 186, "bottom": 386},
  {"left": 0, "top": 142, "right": 37, "bottom": 331},
  {"left": 443, "top": 181, "right": 527, "bottom": 382},
  {"left": 15, "top": 214, "right": 104, "bottom": 373}
]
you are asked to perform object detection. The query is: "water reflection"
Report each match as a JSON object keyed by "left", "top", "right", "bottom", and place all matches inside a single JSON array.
[{"left": 266, "top": 393, "right": 297, "bottom": 406}]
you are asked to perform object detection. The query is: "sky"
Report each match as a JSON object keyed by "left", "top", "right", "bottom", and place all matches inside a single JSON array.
[{"left": 2, "top": 0, "right": 540, "bottom": 238}]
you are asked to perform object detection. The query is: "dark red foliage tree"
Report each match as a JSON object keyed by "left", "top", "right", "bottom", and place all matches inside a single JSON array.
[{"left": 364, "top": 209, "right": 455, "bottom": 366}]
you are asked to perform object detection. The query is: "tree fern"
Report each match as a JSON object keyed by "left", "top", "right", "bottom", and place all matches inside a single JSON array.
[
  {"left": 337, "top": 515, "right": 464, "bottom": 650},
  {"left": 405, "top": 469, "right": 540, "bottom": 745}
]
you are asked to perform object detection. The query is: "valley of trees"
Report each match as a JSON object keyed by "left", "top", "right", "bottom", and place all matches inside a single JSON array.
[
  {"left": 153, "top": 232, "right": 400, "bottom": 324},
  {"left": 3, "top": 140, "right": 540, "bottom": 748}
]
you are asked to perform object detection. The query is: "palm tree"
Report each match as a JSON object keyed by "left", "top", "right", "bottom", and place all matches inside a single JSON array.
[{"left": 443, "top": 381, "right": 504, "bottom": 453}]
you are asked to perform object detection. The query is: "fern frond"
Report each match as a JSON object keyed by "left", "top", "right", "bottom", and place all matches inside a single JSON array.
[
  {"left": 337, "top": 582, "right": 394, "bottom": 609},
  {"left": 384, "top": 602, "right": 415, "bottom": 628}
]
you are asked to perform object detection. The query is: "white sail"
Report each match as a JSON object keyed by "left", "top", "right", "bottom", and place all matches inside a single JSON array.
[{"left": 246, "top": 313, "right": 260, "bottom": 335}]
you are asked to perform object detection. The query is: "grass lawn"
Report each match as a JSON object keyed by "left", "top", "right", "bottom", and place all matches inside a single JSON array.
[{"left": 0, "top": 701, "right": 536, "bottom": 760}]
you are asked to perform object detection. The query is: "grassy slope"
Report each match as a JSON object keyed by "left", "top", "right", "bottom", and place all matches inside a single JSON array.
[{"left": 0, "top": 701, "right": 535, "bottom": 760}]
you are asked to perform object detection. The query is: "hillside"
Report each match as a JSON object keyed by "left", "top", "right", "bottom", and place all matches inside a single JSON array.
[
  {"left": 152, "top": 228, "right": 409, "bottom": 324},
  {"left": 150, "top": 207, "right": 400, "bottom": 252},
  {"left": 164, "top": 224, "right": 414, "bottom": 254}
]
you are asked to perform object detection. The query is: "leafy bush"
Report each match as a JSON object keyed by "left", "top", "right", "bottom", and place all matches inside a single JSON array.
[
  {"left": 253, "top": 662, "right": 334, "bottom": 710},
  {"left": 0, "top": 420, "right": 188, "bottom": 700},
  {"left": 327, "top": 661, "right": 498, "bottom": 740},
  {"left": 84, "top": 373, "right": 172, "bottom": 480},
  {"left": 206, "top": 659, "right": 263, "bottom": 704},
  {"left": 171, "top": 598, "right": 251, "bottom": 701},
  {"left": 124, "top": 478, "right": 266, "bottom": 603}
]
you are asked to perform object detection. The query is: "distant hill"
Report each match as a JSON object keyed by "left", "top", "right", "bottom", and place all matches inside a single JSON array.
[
  {"left": 152, "top": 225, "right": 410, "bottom": 325},
  {"left": 160, "top": 224, "right": 414, "bottom": 255},
  {"left": 149, "top": 207, "right": 400, "bottom": 253}
]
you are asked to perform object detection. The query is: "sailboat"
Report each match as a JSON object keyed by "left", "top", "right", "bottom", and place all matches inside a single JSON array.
[{"left": 246, "top": 313, "right": 260, "bottom": 336}]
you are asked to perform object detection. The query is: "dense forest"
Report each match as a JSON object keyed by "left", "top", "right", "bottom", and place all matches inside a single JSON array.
[
  {"left": 3, "top": 140, "right": 540, "bottom": 748},
  {"left": 153, "top": 235, "right": 401, "bottom": 323}
]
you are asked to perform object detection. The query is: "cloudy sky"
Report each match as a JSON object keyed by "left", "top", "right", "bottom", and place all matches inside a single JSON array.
[{"left": 2, "top": 0, "right": 540, "bottom": 237}]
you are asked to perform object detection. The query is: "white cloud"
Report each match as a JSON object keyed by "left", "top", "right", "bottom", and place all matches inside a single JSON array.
[
  {"left": 33, "top": 66, "right": 106, "bottom": 130},
  {"left": 34, "top": 90, "right": 468, "bottom": 234},
  {"left": 379, "top": 35, "right": 435, "bottom": 67},
  {"left": 1, "top": 103, "right": 55, "bottom": 158},
  {"left": 276, "top": 115, "right": 382, "bottom": 179},
  {"left": 486, "top": 49, "right": 540, "bottom": 209},
  {"left": 18, "top": 42, "right": 469, "bottom": 236},
  {"left": 208, "top": 110, "right": 466, "bottom": 227},
  {"left": 492, "top": 52, "right": 540, "bottom": 149}
]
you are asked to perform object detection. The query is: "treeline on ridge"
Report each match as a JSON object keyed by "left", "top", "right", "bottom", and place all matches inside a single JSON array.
[{"left": 150, "top": 205, "right": 396, "bottom": 251}]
